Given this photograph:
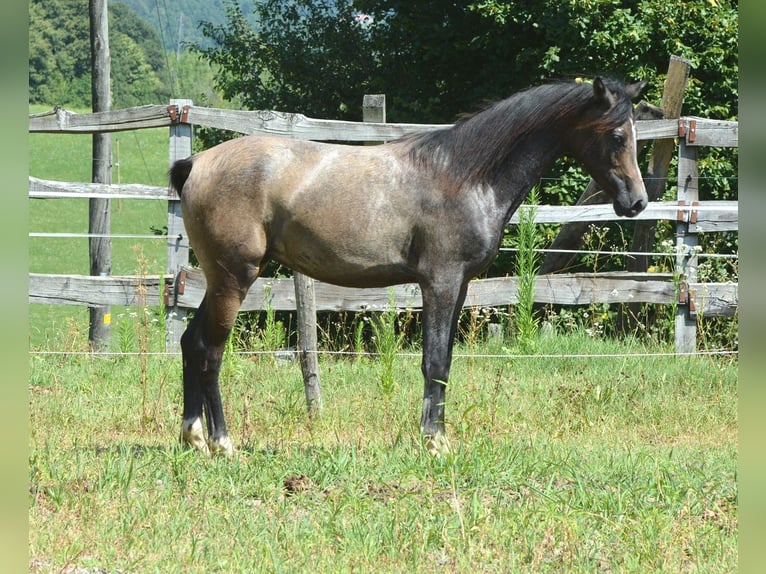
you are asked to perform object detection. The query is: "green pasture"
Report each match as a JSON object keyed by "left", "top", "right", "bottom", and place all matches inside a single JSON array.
[
  {"left": 29, "top": 331, "right": 737, "bottom": 573},
  {"left": 29, "top": 105, "right": 170, "bottom": 348}
]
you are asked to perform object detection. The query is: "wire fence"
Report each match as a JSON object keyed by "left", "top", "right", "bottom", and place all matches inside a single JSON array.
[
  {"left": 29, "top": 348, "right": 738, "bottom": 359},
  {"left": 28, "top": 234, "right": 738, "bottom": 261}
]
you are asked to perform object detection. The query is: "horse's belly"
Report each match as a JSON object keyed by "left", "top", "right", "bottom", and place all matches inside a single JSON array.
[{"left": 267, "top": 221, "right": 418, "bottom": 288}]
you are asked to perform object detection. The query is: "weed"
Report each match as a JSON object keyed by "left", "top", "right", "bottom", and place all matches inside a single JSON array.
[
  {"left": 370, "top": 289, "right": 411, "bottom": 395},
  {"left": 511, "top": 186, "right": 542, "bottom": 353}
]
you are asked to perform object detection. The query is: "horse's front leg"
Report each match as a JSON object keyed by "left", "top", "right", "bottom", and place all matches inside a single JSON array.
[{"left": 419, "top": 278, "right": 469, "bottom": 454}]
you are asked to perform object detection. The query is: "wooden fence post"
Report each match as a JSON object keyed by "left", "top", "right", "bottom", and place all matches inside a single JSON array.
[
  {"left": 295, "top": 273, "right": 322, "bottom": 415},
  {"left": 166, "top": 99, "right": 193, "bottom": 352},
  {"left": 675, "top": 135, "right": 699, "bottom": 353},
  {"left": 363, "top": 94, "right": 386, "bottom": 129},
  {"left": 88, "top": 0, "right": 112, "bottom": 351}
]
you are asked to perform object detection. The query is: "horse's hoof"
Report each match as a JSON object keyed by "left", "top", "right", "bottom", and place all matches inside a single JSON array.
[
  {"left": 208, "top": 436, "right": 234, "bottom": 457},
  {"left": 425, "top": 434, "right": 451, "bottom": 457},
  {"left": 180, "top": 418, "right": 210, "bottom": 455}
]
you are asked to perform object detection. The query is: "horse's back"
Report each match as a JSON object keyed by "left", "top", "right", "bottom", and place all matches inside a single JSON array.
[{"left": 175, "top": 135, "right": 430, "bottom": 287}]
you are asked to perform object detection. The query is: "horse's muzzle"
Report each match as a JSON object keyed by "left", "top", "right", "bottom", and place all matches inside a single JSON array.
[{"left": 614, "top": 195, "right": 648, "bottom": 218}]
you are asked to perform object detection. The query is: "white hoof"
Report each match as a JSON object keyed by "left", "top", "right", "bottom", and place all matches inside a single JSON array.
[
  {"left": 208, "top": 435, "right": 234, "bottom": 457},
  {"left": 425, "top": 434, "right": 451, "bottom": 457},
  {"left": 181, "top": 417, "right": 209, "bottom": 454}
]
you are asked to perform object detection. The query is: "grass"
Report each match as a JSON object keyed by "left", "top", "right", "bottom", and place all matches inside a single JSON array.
[{"left": 29, "top": 329, "right": 737, "bottom": 573}]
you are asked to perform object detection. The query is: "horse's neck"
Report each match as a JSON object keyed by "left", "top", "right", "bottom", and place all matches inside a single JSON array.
[{"left": 487, "top": 133, "right": 562, "bottom": 221}]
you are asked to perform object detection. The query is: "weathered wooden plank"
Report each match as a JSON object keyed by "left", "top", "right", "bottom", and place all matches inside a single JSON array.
[
  {"left": 176, "top": 268, "right": 678, "bottom": 311},
  {"left": 29, "top": 177, "right": 172, "bottom": 200},
  {"left": 682, "top": 118, "right": 738, "bottom": 147},
  {"left": 29, "top": 104, "right": 734, "bottom": 147},
  {"left": 28, "top": 178, "right": 736, "bottom": 231},
  {"left": 471, "top": 274, "right": 677, "bottom": 306},
  {"left": 185, "top": 106, "right": 447, "bottom": 141},
  {"left": 29, "top": 105, "right": 175, "bottom": 133},
  {"left": 634, "top": 119, "right": 681, "bottom": 141},
  {"left": 185, "top": 107, "right": 683, "bottom": 142},
  {"left": 508, "top": 201, "right": 738, "bottom": 231},
  {"left": 29, "top": 274, "right": 168, "bottom": 306},
  {"left": 30, "top": 271, "right": 736, "bottom": 318},
  {"left": 689, "top": 282, "right": 738, "bottom": 318}
]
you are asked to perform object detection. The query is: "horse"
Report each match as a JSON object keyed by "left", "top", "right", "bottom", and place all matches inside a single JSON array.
[{"left": 169, "top": 77, "right": 648, "bottom": 456}]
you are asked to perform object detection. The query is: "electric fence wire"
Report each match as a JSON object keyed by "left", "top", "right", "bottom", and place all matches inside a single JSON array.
[{"left": 28, "top": 348, "right": 738, "bottom": 359}]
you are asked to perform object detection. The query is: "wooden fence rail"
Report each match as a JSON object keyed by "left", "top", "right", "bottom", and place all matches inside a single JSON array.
[
  {"left": 29, "top": 102, "right": 738, "bottom": 354},
  {"left": 26, "top": 175, "right": 739, "bottom": 231},
  {"left": 30, "top": 104, "right": 738, "bottom": 146}
]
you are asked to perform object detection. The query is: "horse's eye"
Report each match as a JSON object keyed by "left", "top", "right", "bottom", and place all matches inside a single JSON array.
[{"left": 612, "top": 129, "right": 626, "bottom": 147}]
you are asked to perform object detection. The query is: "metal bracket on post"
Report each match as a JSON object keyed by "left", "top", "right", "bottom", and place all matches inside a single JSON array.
[
  {"left": 167, "top": 104, "right": 190, "bottom": 125},
  {"left": 677, "top": 200, "right": 699, "bottom": 231},
  {"left": 176, "top": 268, "right": 187, "bottom": 297},
  {"left": 677, "top": 118, "right": 697, "bottom": 144},
  {"left": 677, "top": 280, "right": 697, "bottom": 317}
]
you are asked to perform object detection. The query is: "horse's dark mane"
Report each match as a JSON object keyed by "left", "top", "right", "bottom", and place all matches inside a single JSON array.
[{"left": 402, "top": 79, "right": 634, "bottom": 191}]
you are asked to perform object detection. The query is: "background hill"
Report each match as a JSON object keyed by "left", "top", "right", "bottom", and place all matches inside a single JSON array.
[
  {"left": 29, "top": 0, "right": 235, "bottom": 109},
  {"left": 111, "top": 0, "right": 256, "bottom": 51}
]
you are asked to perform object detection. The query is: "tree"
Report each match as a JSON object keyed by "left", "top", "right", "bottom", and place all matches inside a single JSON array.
[
  {"left": 194, "top": 1, "right": 737, "bottom": 124},
  {"left": 28, "top": 0, "right": 170, "bottom": 108},
  {"left": 193, "top": 0, "right": 376, "bottom": 120}
]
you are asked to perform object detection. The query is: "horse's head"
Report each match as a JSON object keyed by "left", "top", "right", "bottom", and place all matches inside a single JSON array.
[{"left": 572, "top": 78, "right": 649, "bottom": 218}]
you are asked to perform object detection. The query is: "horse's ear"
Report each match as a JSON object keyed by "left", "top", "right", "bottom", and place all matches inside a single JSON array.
[
  {"left": 592, "top": 77, "right": 615, "bottom": 106},
  {"left": 625, "top": 79, "right": 649, "bottom": 101},
  {"left": 593, "top": 77, "right": 607, "bottom": 101}
]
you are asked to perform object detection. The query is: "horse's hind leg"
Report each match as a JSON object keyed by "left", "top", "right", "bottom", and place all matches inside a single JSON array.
[{"left": 180, "top": 273, "right": 255, "bottom": 456}]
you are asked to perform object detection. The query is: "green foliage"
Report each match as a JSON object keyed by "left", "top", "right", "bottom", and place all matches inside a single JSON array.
[
  {"left": 28, "top": 0, "right": 171, "bottom": 108},
  {"left": 193, "top": 0, "right": 377, "bottom": 121}
]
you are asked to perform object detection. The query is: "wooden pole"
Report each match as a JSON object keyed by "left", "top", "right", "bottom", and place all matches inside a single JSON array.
[
  {"left": 294, "top": 273, "right": 322, "bottom": 415},
  {"left": 166, "top": 99, "right": 193, "bottom": 352},
  {"left": 675, "top": 137, "right": 699, "bottom": 354},
  {"left": 363, "top": 95, "right": 386, "bottom": 131},
  {"left": 88, "top": 0, "right": 112, "bottom": 351}
]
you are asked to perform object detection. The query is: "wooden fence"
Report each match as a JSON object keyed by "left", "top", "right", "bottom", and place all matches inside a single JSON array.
[{"left": 29, "top": 102, "right": 738, "bottom": 354}]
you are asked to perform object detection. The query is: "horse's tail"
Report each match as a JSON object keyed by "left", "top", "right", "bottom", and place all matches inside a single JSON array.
[{"left": 169, "top": 156, "right": 194, "bottom": 196}]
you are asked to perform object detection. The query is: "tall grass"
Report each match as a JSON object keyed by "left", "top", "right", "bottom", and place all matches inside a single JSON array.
[
  {"left": 371, "top": 290, "right": 411, "bottom": 395},
  {"left": 511, "top": 186, "right": 542, "bottom": 352},
  {"left": 29, "top": 325, "right": 737, "bottom": 573}
]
